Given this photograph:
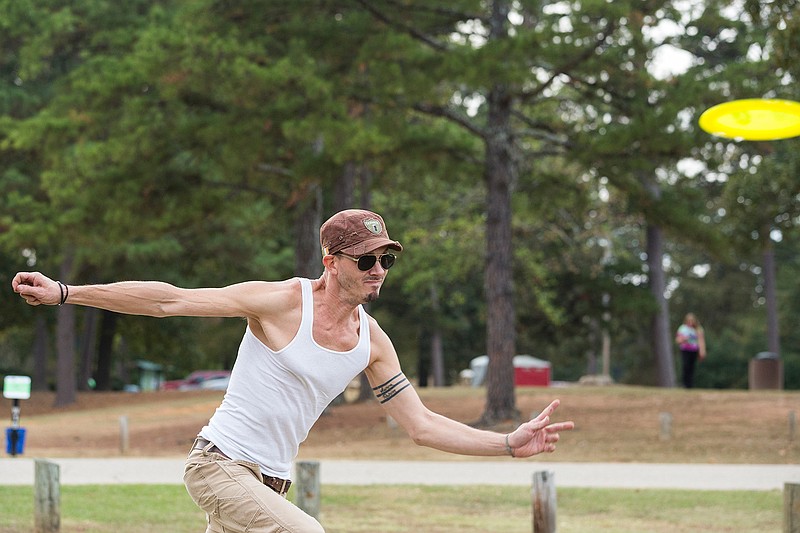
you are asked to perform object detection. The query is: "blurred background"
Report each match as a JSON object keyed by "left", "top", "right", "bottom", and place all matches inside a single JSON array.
[{"left": 1, "top": 0, "right": 798, "bottom": 409}]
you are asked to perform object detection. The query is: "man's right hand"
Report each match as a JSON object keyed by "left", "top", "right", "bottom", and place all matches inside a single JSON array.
[{"left": 12, "top": 272, "right": 61, "bottom": 306}]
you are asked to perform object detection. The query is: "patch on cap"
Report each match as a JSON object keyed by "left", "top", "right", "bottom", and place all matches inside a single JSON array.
[{"left": 364, "top": 218, "right": 383, "bottom": 235}]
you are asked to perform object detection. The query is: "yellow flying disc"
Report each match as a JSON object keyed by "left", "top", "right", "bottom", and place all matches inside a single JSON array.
[{"left": 698, "top": 99, "right": 800, "bottom": 141}]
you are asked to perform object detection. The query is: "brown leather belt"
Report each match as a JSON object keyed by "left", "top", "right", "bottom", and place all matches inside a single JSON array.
[{"left": 193, "top": 437, "right": 292, "bottom": 496}]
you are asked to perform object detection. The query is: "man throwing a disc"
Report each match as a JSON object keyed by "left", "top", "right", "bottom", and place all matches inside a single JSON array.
[{"left": 12, "top": 208, "right": 574, "bottom": 533}]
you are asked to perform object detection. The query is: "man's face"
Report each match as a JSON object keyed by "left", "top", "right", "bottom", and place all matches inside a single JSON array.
[{"left": 335, "top": 246, "right": 393, "bottom": 304}]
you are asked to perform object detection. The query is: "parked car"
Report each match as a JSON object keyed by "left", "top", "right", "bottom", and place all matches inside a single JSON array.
[
  {"left": 161, "top": 370, "right": 231, "bottom": 391},
  {"left": 199, "top": 374, "right": 231, "bottom": 391}
]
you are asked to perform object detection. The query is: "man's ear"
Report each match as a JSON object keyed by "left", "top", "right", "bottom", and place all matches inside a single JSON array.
[{"left": 322, "top": 254, "right": 338, "bottom": 272}]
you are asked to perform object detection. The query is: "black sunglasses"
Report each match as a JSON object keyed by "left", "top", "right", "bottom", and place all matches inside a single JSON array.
[{"left": 336, "top": 253, "right": 396, "bottom": 271}]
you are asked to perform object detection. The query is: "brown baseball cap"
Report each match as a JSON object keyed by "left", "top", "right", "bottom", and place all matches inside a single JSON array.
[{"left": 320, "top": 209, "right": 403, "bottom": 256}]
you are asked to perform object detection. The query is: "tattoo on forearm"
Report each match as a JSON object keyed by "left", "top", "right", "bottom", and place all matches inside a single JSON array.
[{"left": 373, "top": 372, "right": 411, "bottom": 404}]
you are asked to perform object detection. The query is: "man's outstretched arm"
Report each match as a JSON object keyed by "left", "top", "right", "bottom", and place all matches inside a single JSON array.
[
  {"left": 365, "top": 320, "right": 574, "bottom": 458},
  {"left": 12, "top": 271, "right": 271, "bottom": 319}
]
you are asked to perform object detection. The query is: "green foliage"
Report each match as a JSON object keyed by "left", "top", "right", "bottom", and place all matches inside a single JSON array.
[{"left": 1, "top": 0, "right": 799, "bottom": 391}]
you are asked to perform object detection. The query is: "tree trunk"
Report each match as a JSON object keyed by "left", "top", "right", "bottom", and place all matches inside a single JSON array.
[
  {"left": 32, "top": 315, "right": 49, "bottom": 391},
  {"left": 639, "top": 169, "right": 675, "bottom": 388},
  {"left": 337, "top": 162, "right": 357, "bottom": 210},
  {"left": 482, "top": 135, "right": 518, "bottom": 423},
  {"left": 602, "top": 294, "right": 611, "bottom": 378},
  {"left": 417, "top": 330, "right": 430, "bottom": 387},
  {"left": 294, "top": 184, "right": 323, "bottom": 278},
  {"left": 601, "top": 325, "right": 611, "bottom": 377},
  {"left": 429, "top": 284, "right": 446, "bottom": 387},
  {"left": 430, "top": 329, "right": 445, "bottom": 387},
  {"left": 54, "top": 260, "right": 76, "bottom": 407},
  {"left": 94, "top": 310, "right": 118, "bottom": 391},
  {"left": 762, "top": 231, "right": 780, "bottom": 355},
  {"left": 645, "top": 223, "right": 675, "bottom": 387},
  {"left": 358, "top": 164, "right": 373, "bottom": 207},
  {"left": 78, "top": 308, "right": 99, "bottom": 391},
  {"left": 479, "top": 3, "right": 519, "bottom": 424}
]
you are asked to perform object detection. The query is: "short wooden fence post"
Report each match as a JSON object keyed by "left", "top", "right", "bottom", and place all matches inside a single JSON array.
[
  {"left": 119, "top": 415, "right": 129, "bottom": 454},
  {"left": 295, "top": 461, "right": 321, "bottom": 520},
  {"left": 659, "top": 412, "right": 672, "bottom": 441},
  {"left": 786, "top": 482, "right": 800, "bottom": 533},
  {"left": 532, "top": 470, "right": 556, "bottom": 533},
  {"left": 34, "top": 459, "right": 60, "bottom": 533}
]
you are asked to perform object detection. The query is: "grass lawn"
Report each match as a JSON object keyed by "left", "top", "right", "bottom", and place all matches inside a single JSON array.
[{"left": 0, "top": 484, "right": 783, "bottom": 533}]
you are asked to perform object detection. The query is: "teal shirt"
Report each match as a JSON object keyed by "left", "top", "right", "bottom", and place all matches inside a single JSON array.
[{"left": 677, "top": 324, "right": 699, "bottom": 350}]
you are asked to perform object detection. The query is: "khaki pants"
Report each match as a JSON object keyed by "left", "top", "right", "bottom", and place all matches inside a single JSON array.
[{"left": 184, "top": 443, "right": 324, "bottom": 533}]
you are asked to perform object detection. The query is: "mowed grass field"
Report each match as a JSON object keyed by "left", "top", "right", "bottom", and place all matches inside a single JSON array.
[
  {"left": 0, "top": 483, "right": 785, "bottom": 532},
  {"left": 1, "top": 385, "right": 797, "bottom": 532}
]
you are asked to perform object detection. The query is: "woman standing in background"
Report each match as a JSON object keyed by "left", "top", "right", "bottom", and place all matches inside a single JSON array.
[{"left": 675, "top": 313, "right": 706, "bottom": 388}]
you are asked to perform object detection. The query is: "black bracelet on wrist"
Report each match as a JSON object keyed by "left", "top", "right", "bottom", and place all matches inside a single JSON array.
[{"left": 57, "top": 281, "right": 68, "bottom": 306}]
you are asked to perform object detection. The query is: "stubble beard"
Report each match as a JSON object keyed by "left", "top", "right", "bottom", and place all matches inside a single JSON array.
[
  {"left": 362, "top": 276, "right": 382, "bottom": 304},
  {"left": 340, "top": 271, "right": 383, "bottom": 305}
]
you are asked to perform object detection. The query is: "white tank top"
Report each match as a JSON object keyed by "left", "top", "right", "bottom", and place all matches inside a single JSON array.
[{"left": 199, "top": 278, "right": 371, "bottom": 479}]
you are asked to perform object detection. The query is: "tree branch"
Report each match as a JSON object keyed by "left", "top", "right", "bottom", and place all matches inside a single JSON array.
[
  {"left": 521, "top": 20, "right": 617, "bottom": 102},
  {"left": 351, "top": 0, "right": 451, "bottom": 51},
  {"left": 413, "top": 102, "right": 487, "bottom": 139},
  {"left": 256, "top": 163, "right": 294, "bottom": 177},
  {"left": 511, "top": 110, "right": 570, "bottom": 147}
]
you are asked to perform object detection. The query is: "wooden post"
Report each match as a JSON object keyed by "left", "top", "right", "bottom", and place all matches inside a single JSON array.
[
  {"left": 659, "top": 412, "right": 672, "bottom": 441},
  {"left": 789, "top": 411, "right": 796, "bottom": 442},
  {"left": 34, "top": 459, "right": 60, "bottom": 533},
  {"left": 295, "top": 461, "right": 320, "bottom": 520},
  {"left": 119, "top": 415, "right": 129, "bottom": 454},
  {"left": 532, "top": 470, "right": 556, "bottom": 533},
  {"left": 786, "top": 483, "right": 800, "bottom": 533}
]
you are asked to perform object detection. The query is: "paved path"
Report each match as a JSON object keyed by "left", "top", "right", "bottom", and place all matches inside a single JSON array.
[{"left": 1, "top": 458, "right": 798, "bottom": 491}]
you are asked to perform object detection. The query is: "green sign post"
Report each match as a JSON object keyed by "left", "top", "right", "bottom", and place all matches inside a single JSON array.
[{"left": 4, "top": 375, "right": 31, "bottom": 456}]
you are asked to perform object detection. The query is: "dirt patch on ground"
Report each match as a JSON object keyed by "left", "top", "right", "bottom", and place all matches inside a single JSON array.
[{"left": 6, "top": 385, "right": 798, "bottom": 464}]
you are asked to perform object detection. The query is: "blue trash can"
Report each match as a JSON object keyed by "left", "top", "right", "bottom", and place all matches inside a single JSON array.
[{"left": 5, "top": 427, "right": 26, "bottom": 455}]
